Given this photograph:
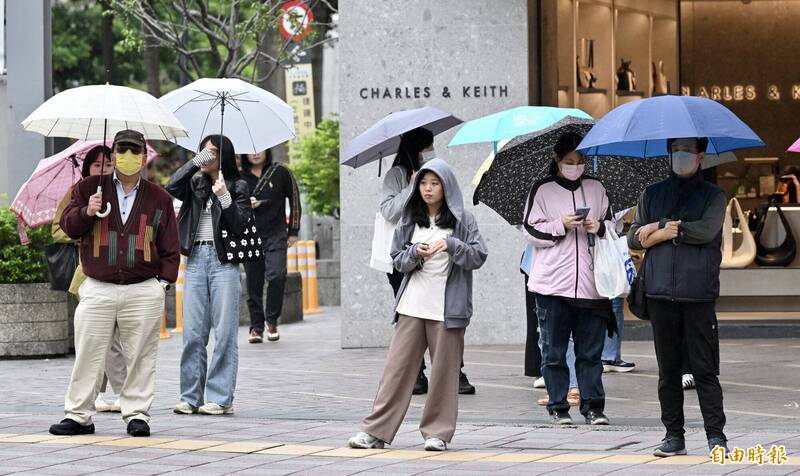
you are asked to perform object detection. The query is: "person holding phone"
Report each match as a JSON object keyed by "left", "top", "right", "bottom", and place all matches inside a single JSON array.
[
  {"left": 167, "top": 134, "right": 252, "bottom": 417},
  {"left": 348, "top": 159, "right": 487, "bottom": 452},
  {"left": 523, "top": 131, "right": 615, "bottom": 426}
]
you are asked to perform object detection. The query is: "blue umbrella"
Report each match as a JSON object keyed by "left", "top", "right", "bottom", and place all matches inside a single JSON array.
[
  {"left": 577, "top": 95, "right": 764, "bottom": 157},
  {"left": 449, "top": 106, "right": 592, "bottom": 152}
]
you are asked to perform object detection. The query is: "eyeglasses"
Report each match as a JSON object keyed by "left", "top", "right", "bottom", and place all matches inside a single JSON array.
[{"left": 115, "top": 144, "right": 143, "bottom": 155}]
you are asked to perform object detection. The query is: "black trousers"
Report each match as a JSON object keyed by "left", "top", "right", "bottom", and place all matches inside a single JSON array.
[
  {"left": 244, "top": 248, "right": 288, "bottom": 331},
  {"left": 523, "top": 274, "right": 542, "bottom": 377},
  {"left": 386, "top": 269, "right": 465, "bottom": 375},
  {"left": 648, "top": 298, "right": 726, "bottom": 440}
]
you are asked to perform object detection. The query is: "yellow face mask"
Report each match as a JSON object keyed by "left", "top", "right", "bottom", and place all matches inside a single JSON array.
[{"left": 115, "top": 150, "right": 144, "bottom": 176}]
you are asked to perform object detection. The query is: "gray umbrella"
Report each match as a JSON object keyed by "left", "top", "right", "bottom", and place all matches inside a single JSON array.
[
  {"left": 473, "top": 116, "right": 670, "bottom": 226},
  {"left": 342, "top": 106, "right": 462, "bottom": 169}
]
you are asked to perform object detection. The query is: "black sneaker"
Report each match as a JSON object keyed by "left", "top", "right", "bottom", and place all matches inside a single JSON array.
[
  {"left": 584, "top": 409, "right": 610, "bottom": 425},
  {"left": 49, "top": 418, "right": 95, "bottom": 436},
  {"left": 412, "top": 370, "right": 428, "bottom": 395},
  {"left": 550, "top": 410, "right": 573, "bottom": 425},
  {"left": 653, "top": 435, "right": 687, "bottom": 457},
  {"left": 127, "top": 419, "right": 150, "bottom": 437},
  {"left": 602, "top": 360, "right": 636, "bottom": 373},
  {"left": 708, "top": 437, "right": 729, "bottom": 454},
  {"left": 458, "top": 371, "right": 476, "bottom": 395}
]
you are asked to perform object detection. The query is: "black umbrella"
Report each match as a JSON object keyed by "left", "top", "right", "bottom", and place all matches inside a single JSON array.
[{"left": 473, "top": 117, "right": 669, "bottom": 226}]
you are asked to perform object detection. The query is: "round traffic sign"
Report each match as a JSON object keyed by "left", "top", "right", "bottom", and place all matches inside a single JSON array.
[{"left": 279, "top": 1, "right": 314, "bottom": 42}]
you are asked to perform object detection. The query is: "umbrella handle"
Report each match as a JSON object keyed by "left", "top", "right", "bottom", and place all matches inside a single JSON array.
[{"left": 95, "top": 185, "right": 112, "bottom": 218}]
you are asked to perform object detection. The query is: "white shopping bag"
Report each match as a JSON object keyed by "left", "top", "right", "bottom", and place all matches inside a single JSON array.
[
  {"left": 369, "top": 212, "right": 396, "bottom": 273},
  {"left": 592, "top": 228, "right": 632, "bottom": 298}
]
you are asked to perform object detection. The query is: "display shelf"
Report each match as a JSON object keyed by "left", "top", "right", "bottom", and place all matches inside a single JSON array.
[
  {"left": 554, "top": 0, "right": 678, "bottom": 116},
  {"left": 578, "top": 87, "right": 608, "bottom": 94},
  {"left": 616, "top": 90, "right": 645, "bottom": 96}
]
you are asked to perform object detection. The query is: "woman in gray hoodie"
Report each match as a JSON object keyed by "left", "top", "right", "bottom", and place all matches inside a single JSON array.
[{"left": 349, "top": 158, "right": 488, "bottom": 452}]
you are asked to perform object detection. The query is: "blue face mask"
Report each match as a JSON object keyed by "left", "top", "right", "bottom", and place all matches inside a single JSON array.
[{"left": 672, "top": 151, "right": 699, "bottom": 177}]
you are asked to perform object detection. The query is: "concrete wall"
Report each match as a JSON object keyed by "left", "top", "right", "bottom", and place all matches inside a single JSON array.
[
  {"left": 2, "top": 1, "right": 51, "bottom": 202},
  {"left": 339, "top": 1, "right": 531, "bottom": 348}
]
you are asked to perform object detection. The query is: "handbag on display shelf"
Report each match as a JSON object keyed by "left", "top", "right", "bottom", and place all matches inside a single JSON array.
[
  {"left": 652, "top": 60, "right": 669, "bottom": 95},
  {"left": 754, "top": 198, "right": 797, "bottom": 267},
  {"left": 577, "top": 39, "right": 597, "bottom": 89},
  {"left": 721, "top": 197, "right": 757, "bottom": 268},
  {"left": 616, "top": 59, "right": 636, "bottom": 92}
]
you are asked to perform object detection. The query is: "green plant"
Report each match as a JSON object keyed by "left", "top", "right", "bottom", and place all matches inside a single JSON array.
[
  {"left": 289, "top": 117, "right": 339, "bottom": 216},
  {"left": 0, "top": 208, "right": 51, "bottom": 284}
]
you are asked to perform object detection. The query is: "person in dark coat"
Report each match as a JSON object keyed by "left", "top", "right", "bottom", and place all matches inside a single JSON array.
[
  {"left": 240, "top": 149, "right": 302, "bottom": 343},
  {"left": 628, "top": 137, "right": 728, "bottom": 457}
]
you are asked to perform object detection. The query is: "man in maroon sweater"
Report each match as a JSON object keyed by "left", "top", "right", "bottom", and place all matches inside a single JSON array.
[{"left": 50, "top": 130, "right": 180, "bottom": 437}]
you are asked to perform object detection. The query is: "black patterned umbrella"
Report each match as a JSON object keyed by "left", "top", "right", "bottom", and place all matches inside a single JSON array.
[{"left": 473, "top": 116, "right": 669, "bottom": 226}]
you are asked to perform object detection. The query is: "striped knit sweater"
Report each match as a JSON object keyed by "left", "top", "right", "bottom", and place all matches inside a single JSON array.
[{"left": 60, "top": 174, "right": 181, "bottom": 284}]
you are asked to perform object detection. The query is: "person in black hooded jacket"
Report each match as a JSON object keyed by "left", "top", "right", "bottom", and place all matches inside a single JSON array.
[{"left": 628, "top": 137, "right": 728, "bottom": 458}]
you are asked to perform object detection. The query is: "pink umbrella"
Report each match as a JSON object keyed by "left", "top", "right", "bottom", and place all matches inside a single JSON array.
[
  {"left": 788, "top": 137, "right": 800, "bottom": 153},
  {"left": 11, "top": 140, "right": 158, "bottom": 236}
]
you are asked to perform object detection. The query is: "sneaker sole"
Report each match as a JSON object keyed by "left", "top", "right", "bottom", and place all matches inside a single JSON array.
[
  {"left": 249, "top": 338, "right": 263, "bottom": 344},
  {"left": 267, "top": 336, "right": 280, "bottom": 342},
  {"left": 173, "top": 407, "right": 198, "bottom": 415},
  {"left": 348, "top": 440, "right": 385, "bottom": 449},
  {"left": 654, "top": 448, "right": 687, "bottom": 457},
  {"left": 587, "top": 418, "right": 610, "bottom": 425},
  {"left": 199, "top": 409, "right": 234, "bottom": 415},
  {"left": 424, "top": 445, "right": 447, "bottom": 451}
]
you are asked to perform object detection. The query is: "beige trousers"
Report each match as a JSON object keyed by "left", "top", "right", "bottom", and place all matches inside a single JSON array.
[
  {"left": 65, "top": 277, "right": 164, "bottom": 424},
  {"left": 361, "top": 315, "right": 465, "bottom": 444},
  {"left": 99, "top": 327, "right": 127, "bottom": 396}
]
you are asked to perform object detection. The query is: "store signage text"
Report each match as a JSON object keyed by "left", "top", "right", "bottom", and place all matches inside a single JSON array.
[
  {"left": 681, "top": 84, "right": 800, "bottom": 102},
  {"left": 359, "top": 85, "right": 509, "bottom": 100}
]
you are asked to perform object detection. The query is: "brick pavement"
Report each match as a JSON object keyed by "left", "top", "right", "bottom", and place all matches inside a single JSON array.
[{"left": 1, "top": 307, "right": 799, "bottom": 475}]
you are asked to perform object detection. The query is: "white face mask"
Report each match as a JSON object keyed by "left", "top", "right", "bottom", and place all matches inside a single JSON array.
[
  {"left": 560, "top": 163, "right": 585, "bottom": 181},
  {"left": 420, "top": 149, "right": 436, "bottom": 164},
  {"left": 672, "top": 151, "right": 699, "bottom": 177}
]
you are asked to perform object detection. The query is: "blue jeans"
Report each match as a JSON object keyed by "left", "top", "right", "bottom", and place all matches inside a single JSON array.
[
  {"left": 180, "top": 244, "right": 241, "bottom": 407},
  {"left": 536, "top": 294, "right": 607, "bottom": 416},
  {"left": 602, "top": 298, "right": 625, "bottom": 362}
]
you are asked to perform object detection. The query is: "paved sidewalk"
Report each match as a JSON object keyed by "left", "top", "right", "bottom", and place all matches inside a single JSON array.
[{"left": 1, "top": 307, "right": 799, "bottom": 475}]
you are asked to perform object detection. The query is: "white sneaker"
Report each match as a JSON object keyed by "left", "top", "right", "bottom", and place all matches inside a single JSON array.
[
  {"left": 424, "top": 437, "right": 447, "bottom": 451},
  {"left": 94, "top": 393, "right": 111, "bottom": 413},
  {"left": 173, "top": 401, "right": 198, "bottom": 414},
  {"left": 198, "top": 403, "right": 234, "bottom": 415},
  {"left": 348, "top": 431, "right": 385, "bottom": 449},
  {"left": 682, "top": 374, "right": 695, "bottom": 390},
  {"left": 533, "top": 377, "right": 546, "bottom": 389},
  {"left": 109, "top": 398, "right": 121, "bottom": 413}
]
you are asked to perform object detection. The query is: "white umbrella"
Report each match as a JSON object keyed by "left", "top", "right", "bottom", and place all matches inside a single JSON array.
[
  {"left": 22, "top": 83, "right": 187, "bottom": 141},
  {"left": 159, "top": 77, "right": 295, "bottom": 154},
  {"left": 342, "top": 106, "right": 462, "bottom": 169},
  {"left": 22, "top": 83, "right": 187, "bottom": 217}
]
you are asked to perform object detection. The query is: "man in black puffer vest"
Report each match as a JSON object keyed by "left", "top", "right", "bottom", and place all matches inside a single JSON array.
[{"left": 628, "top": 137, "right": 728, "bottom": 458}]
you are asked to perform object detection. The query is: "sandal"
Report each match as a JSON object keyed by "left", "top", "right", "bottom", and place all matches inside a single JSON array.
[
  {"left": 537, "top": 394, "right": 549, "bottom": 406},
  {"left": 567, "top": 388, "right": 580, "bottom": 406}
]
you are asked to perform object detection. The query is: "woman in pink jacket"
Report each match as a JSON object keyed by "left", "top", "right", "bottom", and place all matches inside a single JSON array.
[{"left": 523, "top": 131, "right": 615, "bottom": 426}]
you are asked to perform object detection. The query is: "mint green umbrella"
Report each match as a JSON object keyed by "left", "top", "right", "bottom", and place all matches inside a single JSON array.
[{"left": 448, "top": 106, "right": 592, "bottom": 152}]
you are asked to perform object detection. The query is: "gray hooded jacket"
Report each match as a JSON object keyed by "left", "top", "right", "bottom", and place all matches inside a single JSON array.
[{"left": 390, "top": 159, "right": 488, "bottom": 329}]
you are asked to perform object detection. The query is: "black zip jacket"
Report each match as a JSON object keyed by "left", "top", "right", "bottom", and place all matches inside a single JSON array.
[
  {"left": 241, "top": 162, "right": 301, "bottom": 250},
  {"left": 166, "top": 161, "right": 252, "bottom": 263}
]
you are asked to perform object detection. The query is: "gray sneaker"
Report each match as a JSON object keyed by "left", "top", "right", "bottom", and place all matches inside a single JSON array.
[{"left": 654, "top": 436, "right": 687, "bottom": 457}]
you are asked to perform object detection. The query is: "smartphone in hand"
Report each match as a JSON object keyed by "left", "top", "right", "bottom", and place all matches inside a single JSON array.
[{"left": 575, "top": 207, "right": 591, "bottom": 219}]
